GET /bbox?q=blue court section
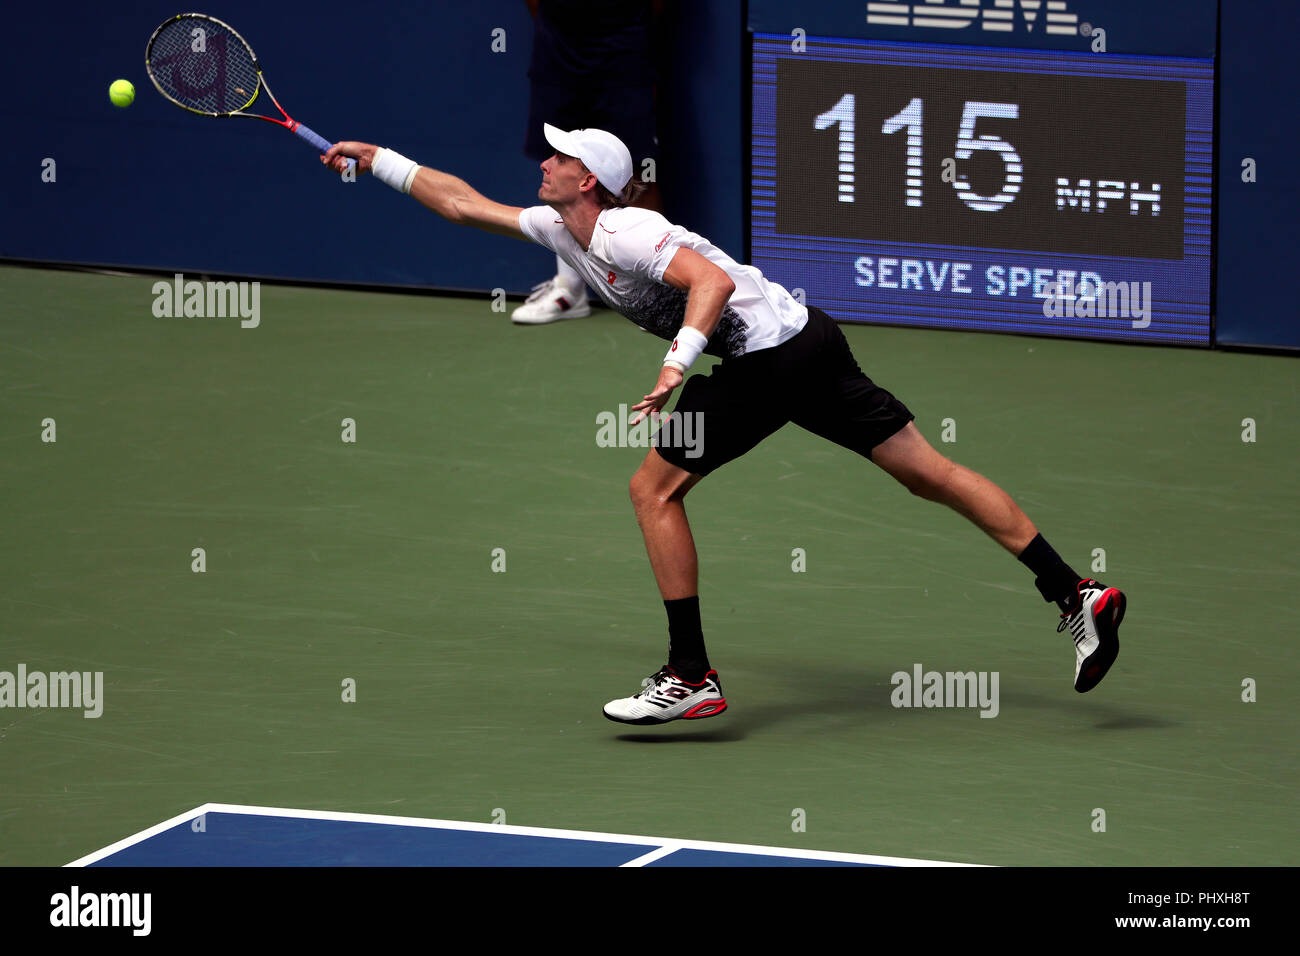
[87,811,883,867]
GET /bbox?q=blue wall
[0,0,743,292]
[1214,0,1300,349]
[659,0,745,260]
[1,1,1294,349]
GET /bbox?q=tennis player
[322,127,1126,725]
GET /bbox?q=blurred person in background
[512,0,665,325]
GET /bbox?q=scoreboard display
[751,35,1214,344]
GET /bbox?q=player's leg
[868,422,1124,691]
[605,448,723,724]
[633,364,789,674]
[789,307,1125,692]
[789,308,1069,586]
[628,447,703,602]
[603,363,790,724]
[869,422,1037,555]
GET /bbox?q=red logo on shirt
[655,233,671,253]
[607,271,616,284]
[671,340,678,351]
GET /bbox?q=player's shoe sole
[602,667,727,725]
[1059,579,1126,693]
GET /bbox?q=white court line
[65,804,213,867]
[67,803,987,867]
[620,845,682,867]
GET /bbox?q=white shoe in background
[511,277,591,325]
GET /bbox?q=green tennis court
[1,262,1295,866]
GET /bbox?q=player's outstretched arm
[322,141,526,240]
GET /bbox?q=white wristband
[664,325,709,372]
[371,147,420,194]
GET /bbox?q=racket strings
[147,18,260,115]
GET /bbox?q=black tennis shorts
[654,307,915,477]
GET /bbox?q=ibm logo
[867,0,1082,35]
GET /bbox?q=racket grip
[294,122,357,172]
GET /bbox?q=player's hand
[322,141,377,174]
[630,365,684,426]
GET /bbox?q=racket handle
[294,122,357,172]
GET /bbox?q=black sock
[664,596,709,681]
[1017,534,1082,609]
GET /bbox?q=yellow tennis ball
[109,79,135,108]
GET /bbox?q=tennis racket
[145,12,355,172]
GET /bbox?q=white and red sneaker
[511,277,591,325]
[602,666,727,725]
[1058,579,1126,692]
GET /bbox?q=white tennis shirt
[518,205,808,360]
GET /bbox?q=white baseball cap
[543,123,634,194]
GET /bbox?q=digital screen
[752,36,1214,344]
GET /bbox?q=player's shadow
[989,682,1177,730]
[614,728,746,743]
[611,662,902,743]
[1090,715,1175,731]
[610,659,1173,741]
